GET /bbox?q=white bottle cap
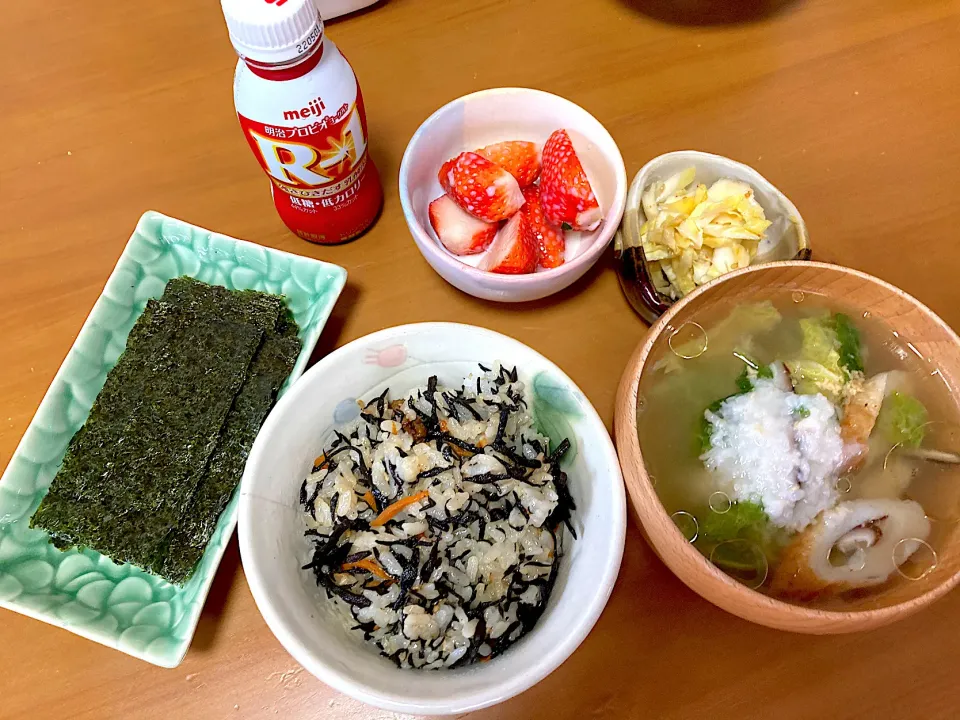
[221,0,324,66]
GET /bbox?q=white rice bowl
[238,323,625,715]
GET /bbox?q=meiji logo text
[283,97,326,121]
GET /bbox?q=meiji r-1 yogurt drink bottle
[221,0,383,244]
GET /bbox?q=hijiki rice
[299,365,576,669]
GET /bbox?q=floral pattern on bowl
[0,211,346,667]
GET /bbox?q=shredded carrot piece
[342,557,391,580]
[361,491,376,509]
[477,438,488,448]
[371,490,430,527]
[440,419,449,432]
[449,444,473,458]
[313,453,326,468]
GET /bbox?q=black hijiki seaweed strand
[328,492,340,523]
[461,472,509,484]
[305,481,322,519]
[489,444,542,470]
[371,485,388,513]
[494,409,509,445]
[430,433,483,456]
[487,506,508,522]
[322,575,370,608]
[546,463,577,539]
[506,386,525,409]
[302,521,354,574]
[360,411,381,427]
[514,548,559,633]
[322,443,372,482]
[371,546,397,580]
[441,442,455,463]
[384,459,404,497]
[453,617,487,668]
[426,515,450,533]
[320,444,356,463]
[408,397,434,426]
[418,542,441,584]
[450,546,472,563]
[351,619,379,642]
[450,394,483,421]
[362,387,389,421]
[392,545,420,610]
[548,437,572,464]
[417,465,452,479]
[440,391,457,420]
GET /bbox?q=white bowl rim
[398,87,628,287]
[239,321,627,714]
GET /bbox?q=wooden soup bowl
[614,261,960,633]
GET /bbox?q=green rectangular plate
[0,211,346,667]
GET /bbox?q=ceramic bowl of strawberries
[399,88,627,302]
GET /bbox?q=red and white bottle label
[237,88,381,243]
[239,90,369,200]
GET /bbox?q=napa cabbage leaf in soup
[786,313,864,402]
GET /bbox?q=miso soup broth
[636,291,960,608]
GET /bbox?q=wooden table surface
[2,0,960,717]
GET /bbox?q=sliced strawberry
[521,186,566,269]
[428,195,497,256]
[438,151,524,223]
[479,212,537,274]
[539,129,603,231]
[476,141,541,188]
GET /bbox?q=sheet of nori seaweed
[30,298,172,519]
[32,299,161,506]
[155,329,301,582]
[161,277,285,331]
[30,300,265,569]
[30,276,303,583]
[150,276,302,581]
